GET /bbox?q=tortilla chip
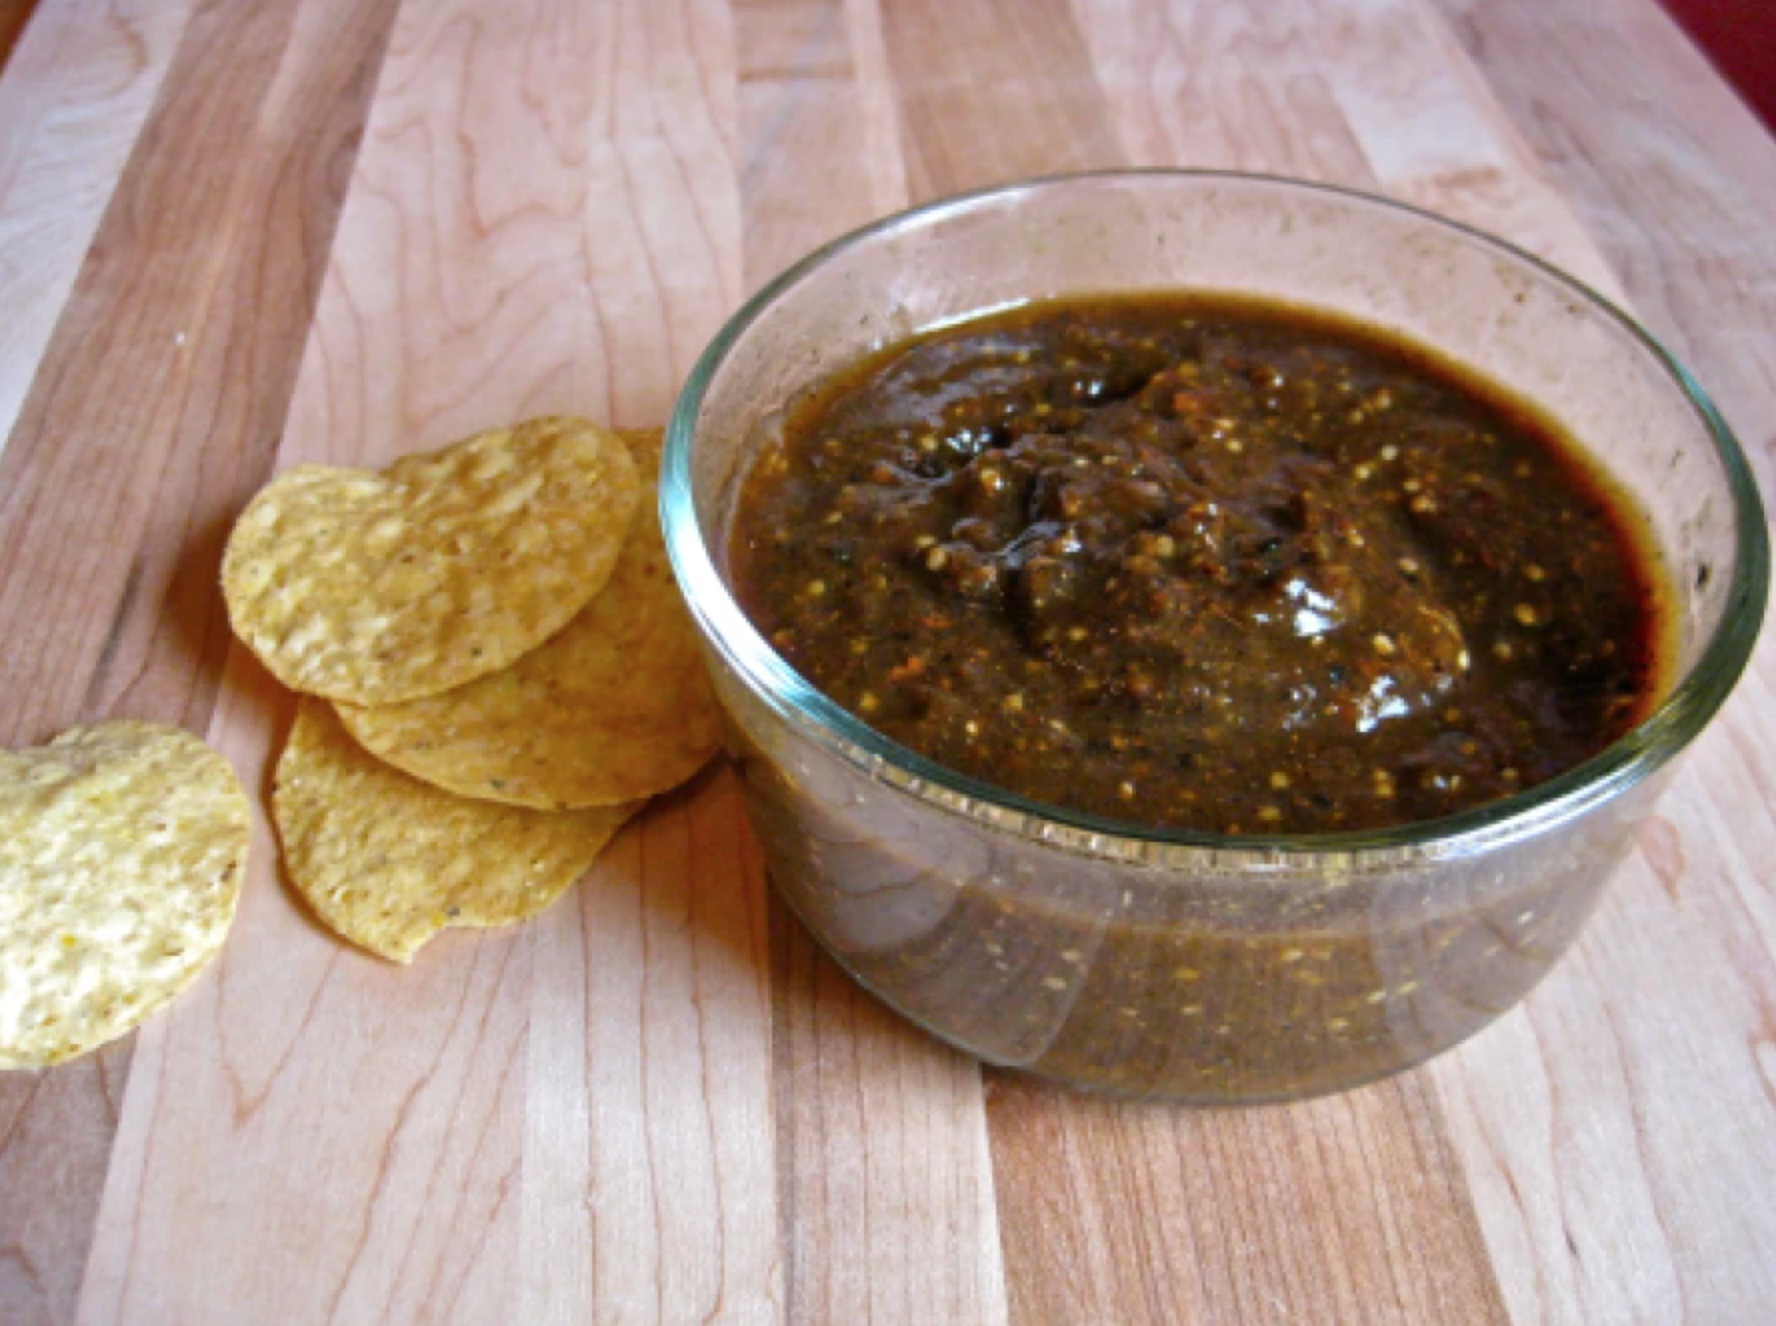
[223,416,639,705]
[0,721,249,1069]
[337,428,721,808]
[273,699,637,962]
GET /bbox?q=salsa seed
[1380,444,1399,461]
[858,692,879,713]
[1118,780,1137,800]
[1514,602,1539,626]
[925,546,950,571]
[1493,641,1515,661]
[1525,563,1547,582]
[1354,463,1373,480]
[1365,989,1389,1004]
[1041,976,1069,991]
[1003,692,1025,712]
[1398,557,1420,576]
[1269,771,1291,790]
[1257,805,1282,822]
[1174,967,1201,982]
[1409,495,1437,514]
[1372,633,1397,656]
[804,578,827,597]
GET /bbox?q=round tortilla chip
[0,721,249,1069]
[337,428,722,809]
[274,699,639,963]
[223,416,639,705]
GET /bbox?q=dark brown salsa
[731,294,1667,835]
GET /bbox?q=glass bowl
[662,171,1767,1103]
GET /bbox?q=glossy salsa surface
[730,293,1669,835]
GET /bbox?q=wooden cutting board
[1,0,1773,1322]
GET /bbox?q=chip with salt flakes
[0,721,249,1069]
[222,416,638,705]
[273,699,638,963]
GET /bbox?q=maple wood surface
[0,1,1771,1322]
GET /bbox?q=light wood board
[1,0,1772,1321]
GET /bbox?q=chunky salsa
[730,294,1667,835]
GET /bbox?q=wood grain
[736,5,1007,1322]
[0,1,395,1321]
[882,0,1127,197]
[769,913,1008,1326]
[0,1044,127,1326]
[1073,0,1376,183]
[0,0,197,460]
[0,0,1771,1321]
[78,1,778,1321]
[989,1071,1507,1325]
[1427,2,1776,1319]
[0,0,39,70]
[0,0,396,748]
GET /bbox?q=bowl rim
[663,167,1770,863]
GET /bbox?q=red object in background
[1662,0,1776,131]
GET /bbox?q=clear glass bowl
[662,171,1768,1102]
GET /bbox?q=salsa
[730,294,1668,835]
